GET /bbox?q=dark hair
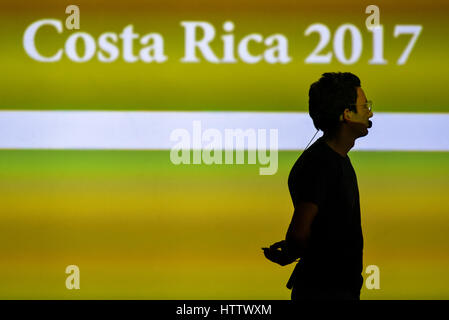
[308,72,361,137]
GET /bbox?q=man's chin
[352,122,371,137]
[357,127,369,138]
[363,121,372,135]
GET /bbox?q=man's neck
[323,132,355,158]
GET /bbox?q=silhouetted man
[263,72,373,300]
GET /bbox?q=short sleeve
[290,157,327,210]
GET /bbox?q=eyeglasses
[350,100,373,112]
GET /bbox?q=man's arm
[262,201,318,266]
[285,201,319,258]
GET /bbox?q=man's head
[309,72,373,138]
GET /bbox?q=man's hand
[262,240,299,266]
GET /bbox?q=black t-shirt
[287,136,364,292]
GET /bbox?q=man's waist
[287,259,363,291]
[304,247,362,261]
[295,254,362,282]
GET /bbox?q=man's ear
[340,108,352,122]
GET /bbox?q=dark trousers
[291,285,360,301]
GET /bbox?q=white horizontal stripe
[0,111,448,151]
